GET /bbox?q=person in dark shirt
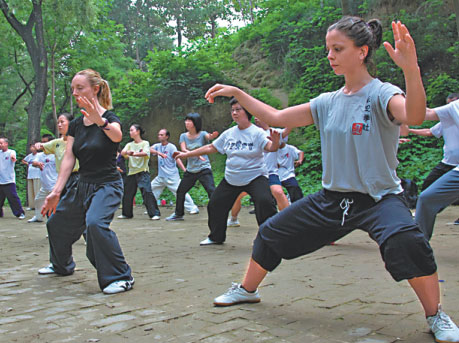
[38,69,134,295]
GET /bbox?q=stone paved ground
[0,205,458,343]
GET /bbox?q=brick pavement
[0,205,458,343]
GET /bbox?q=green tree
[0,0,48,147]
[109,0,173,69]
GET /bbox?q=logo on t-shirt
[225,140,254,151]
[352,123,363,135]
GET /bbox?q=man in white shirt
[0,137,25,219]
[150,128,199,215]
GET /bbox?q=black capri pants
[253,189,437,282]
[207,176,277,243]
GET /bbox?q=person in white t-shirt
[415,98,459,238]
[28,152,58,223]
[0,137,25,219]
[227,120,291,227]
[150,128,199,215]
[278,143,304,203]
[174,97,280,245]
[22,143,42,210]
[205,17,459,343]
[408,93,459,192]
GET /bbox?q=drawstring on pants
[340,198,354,226]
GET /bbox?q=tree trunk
[341,0,352,15]
[176,17,182,47]
[453,0,459,39]
[210,16,216,39]
[0,0,48,147]
[51,44,58,136]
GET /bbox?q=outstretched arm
[205,85,313,128]
[384,21,426,126]
[408,128,433,137]
[173,144,218,160]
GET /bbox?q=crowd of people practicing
[0,15,458,343]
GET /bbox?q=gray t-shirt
[213,124,269,186]
[433,99,459,166]
[152,142,180,179]
[179,131,211,173]
[310,78,404,202]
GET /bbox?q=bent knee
[381,230,437,281]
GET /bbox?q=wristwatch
[99,118,109,130]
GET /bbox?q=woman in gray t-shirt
[205,17,459,342]
[166,112,218,221]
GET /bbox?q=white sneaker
[18,213,26,220]
[151,215,160,220]
[117,215,130,219]
[214,282,260,306]
[38,264,56,275]
[189,208,200,215]
[103,278,135,294]
[427,304,459,343]
[227,218,240,227]
[200,237,221,246]
[28,216,43,223]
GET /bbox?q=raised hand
[78,96,104,125]
[209,131,219,140]
[268,128,280,145]
[205,84,238,103]
[383,21,418,72]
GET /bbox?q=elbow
[407,118,424,126]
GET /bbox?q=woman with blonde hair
[39,69,134,295]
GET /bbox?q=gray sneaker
[427,305,459,343]
[213,282,260,306]
[166,213,184,221]
[38,264,56,275]
[103,278,135,294]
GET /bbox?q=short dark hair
[41,134,54,142]
[185,112,202,132]
[229,97,253,121]
[131,124,145,136]
[447,93,459,102]
[58,112,74,122]
[328,16,382,64]
[159,128,170,138]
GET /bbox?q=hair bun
[367,19,382,48]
